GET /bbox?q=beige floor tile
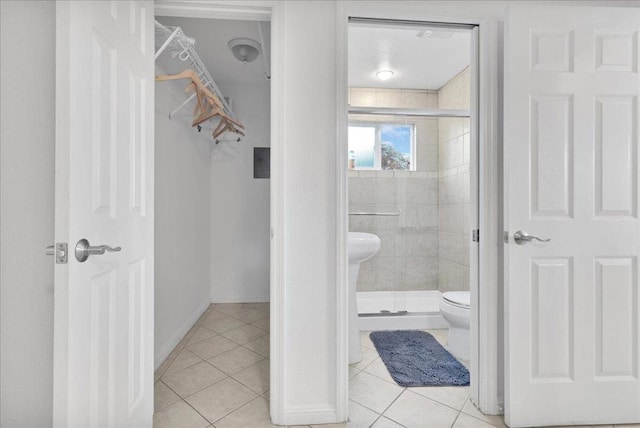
[187,326,217,346]
[214,396,277,428]
[231,308,270,323]
[222,324,267,345]
[410,386,469,411]
[453,413,497,428]
[348,366,361,380]
[205,308,232,321]
[251,317,270,332]
[152,400,209,428]
[350,346,379,371]
[208,346,265,375]
[371,416,404,428]
[425,329,449,347]
[460,399,506,428]
[614,425,640,428]
[202,313,247,334]
[384,390,459,428]
[232,359,270,394]
[185,377,258,423]
[212,303,246,316]
[163,349,203,376]
[162,361,227,398]
[244,335,270,358]
[196,304,214,322]
[347,400,381,427]
[154,381,180,412]
[155,348,180,381]
[349,371,404,414]
[360,332,376,350]
[310,400,379,428]
[243,302,270,311]
[187,335,238,360]
[362,358,396,385]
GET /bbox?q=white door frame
[337,2,503,415]
[156,0,502,422]
[154,0,288,422]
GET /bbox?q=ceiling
[156,16,270,85]
[349,22,471,90]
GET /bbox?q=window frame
[347,120,417,171]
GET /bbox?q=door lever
[75,238,121,262]
[513,230,551,245]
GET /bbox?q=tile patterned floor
[154,305,640,428]
[154,303,273,428]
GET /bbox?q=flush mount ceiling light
[228,38,261,63]
[376,70,394,80]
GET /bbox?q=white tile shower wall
[438,68,471,293]
[348,88,440,292]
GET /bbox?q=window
[348,123,415,170]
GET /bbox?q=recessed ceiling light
[376,70,394,80]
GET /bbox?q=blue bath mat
[369,330,469,387]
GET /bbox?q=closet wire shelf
[154,20,238,126]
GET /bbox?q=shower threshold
[357,290,448,331]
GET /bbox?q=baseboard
[279,407,339,426]
[154,300,210,370]
[211,295,270,304]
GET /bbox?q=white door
[53,1,154,426]
[505,5,639,427]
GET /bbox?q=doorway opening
[152,13,273,426]
[346,17,488,426]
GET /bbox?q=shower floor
[357,290,448,331]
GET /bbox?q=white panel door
[53,1,154,427]
[505,5,639,427]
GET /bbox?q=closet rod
[349,107,470,118]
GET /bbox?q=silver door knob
[75,238,121,262]
[513,230,551,245]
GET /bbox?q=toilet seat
[442,291,470,309]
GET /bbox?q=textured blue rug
[369,330,470,387]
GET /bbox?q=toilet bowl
[440,291,470,361]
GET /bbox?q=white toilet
[439,291,470,361]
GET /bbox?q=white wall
[154,76,212,368]
[210,80,270,303]
[0,2,55,426]
[273,1,341,422]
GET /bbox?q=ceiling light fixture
[228,38,261,63]
[376,70,394,80]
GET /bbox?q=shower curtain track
[348,106,470,118]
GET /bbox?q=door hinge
[472,229,479,242]
[45,243,68,264]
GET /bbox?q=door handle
[513,230,551,245]
[75,238,121,262]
